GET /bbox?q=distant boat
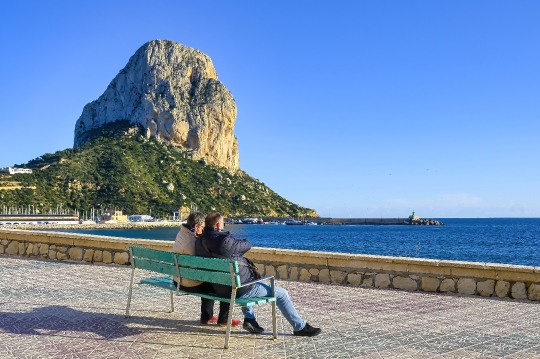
[285,219,304,225]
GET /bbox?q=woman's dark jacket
[195,226,256,297]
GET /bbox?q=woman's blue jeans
[239,282,306,331]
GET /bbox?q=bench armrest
[237,275,274,288]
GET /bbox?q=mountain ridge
[1,122,318,218]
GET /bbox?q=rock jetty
[404,218,444,226]
[74,40,239,172]
[403,211,444,226]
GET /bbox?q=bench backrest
[130,245,177,276]
[130,245,241,288]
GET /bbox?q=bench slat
[133,258,178,277]
[141,276,177,290]
[235,296,277,306]
[191,293,276,306]
[132,246,175,263]
[140,276,276,306]
[175,254,238,273]
[180,267,238,287]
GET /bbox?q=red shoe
[218,319,241,327]
[200,316,218,325]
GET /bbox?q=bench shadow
[0,305,143,338]
[0,305,258,341]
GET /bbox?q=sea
[50,218,540,267]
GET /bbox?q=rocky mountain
[74,40,239,172]
[1,40,319,218]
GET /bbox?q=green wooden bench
[125,245,277,348]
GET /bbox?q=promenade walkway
[1,256,539,359]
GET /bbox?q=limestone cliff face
[74,40,239,172]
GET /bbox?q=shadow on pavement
[0,305,254,340]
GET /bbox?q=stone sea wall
[1,229,539,301]
[0,229,169,265]
[247,248,540,301]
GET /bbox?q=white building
[1,167,33,174]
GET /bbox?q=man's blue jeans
[239,282,306,331]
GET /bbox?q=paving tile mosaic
[410,331,499,354]
[437,348,495,358]
[505,347,540,359]
[2,256,540,358]
[360,347,436,359]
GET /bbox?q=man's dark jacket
[195,226,256,297]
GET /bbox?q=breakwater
[263,217,408,225]
[261,217,443,225]
[1,228,539,302]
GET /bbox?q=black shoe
[243,318,264,334]
[293,323,321,337]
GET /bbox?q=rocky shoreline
[0,222,182,231]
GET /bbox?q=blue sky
[0,1,539,218]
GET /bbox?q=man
[195,212,321,337]
[172,212,240,326]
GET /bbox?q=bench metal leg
[224,289,237,349]
[270,277,277,339]
[271,301,277,340]
[125,268,136,318]
[169,290,175,313]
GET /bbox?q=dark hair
[205,212,223,227]
[186,212,205,227]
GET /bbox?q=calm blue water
[52,218,540,266]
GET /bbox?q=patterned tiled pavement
[1,256,540,359]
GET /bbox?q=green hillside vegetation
[0,123,317,218]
